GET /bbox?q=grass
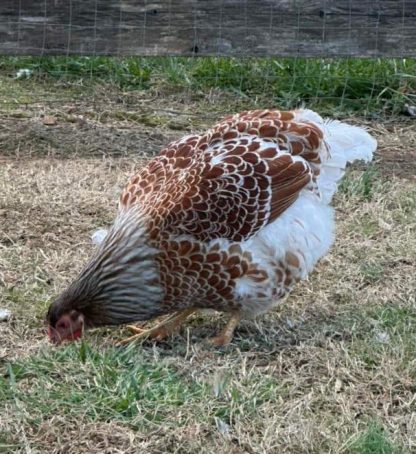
[346,423,402,454]
[1,58,416,452]
[338,165,383,201]
[1,57,416,116]
[1,129,415,452]
[2,343,207,428]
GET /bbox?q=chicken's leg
[118,308,196,345]
[208,311,241,346]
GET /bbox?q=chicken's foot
[118,308,196,345]
[208,311,241,346]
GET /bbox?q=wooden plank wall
[1,0,415,57]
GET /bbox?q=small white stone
[378,218,392,231]
[375,330,390,344]
[286,318,295,329]
[15,68,33,79]
[404,104,416,117]
[334,378,343,393]
[0,309,12,322]
[215,417,230,436]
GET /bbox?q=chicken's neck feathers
[59,208,165,325]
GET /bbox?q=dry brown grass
[1,88,415,453]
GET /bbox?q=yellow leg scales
[118,308,196,345]
[208,311,241,346]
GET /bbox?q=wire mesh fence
[1,56,416,118]
[2,0,416,57]
[1,2,415,161]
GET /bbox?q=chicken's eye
[57,319,69,330]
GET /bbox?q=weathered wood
[0,1,415,57]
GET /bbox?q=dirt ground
[1,82,415,177]
[1,84,416,453]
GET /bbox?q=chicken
[46,109,377,346]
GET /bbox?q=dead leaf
[43,115,57,126]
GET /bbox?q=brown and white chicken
[46,109,376,346]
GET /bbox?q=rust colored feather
[120,109,323,244]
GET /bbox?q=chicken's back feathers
[120,109,328,242]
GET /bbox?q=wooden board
[1,0,415,57]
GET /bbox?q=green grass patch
[1,342,207,429]
[339,166,385,201]
[1,56,415,115]
[372,303,416,334]
[348,303,416,371]
[346,422,403,454]
[0,284,51,322]
[359,262,384,284]
[0,341,289,432]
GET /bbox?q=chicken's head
[47,308,85,345]
[45,213,165,345]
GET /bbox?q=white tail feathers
[324,119,377,164]
[295,110,377,203]
[318,120,376,202]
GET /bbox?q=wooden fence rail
[1,1,415,57]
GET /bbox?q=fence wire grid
[1,56,416,118]
[1,0,415,133]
